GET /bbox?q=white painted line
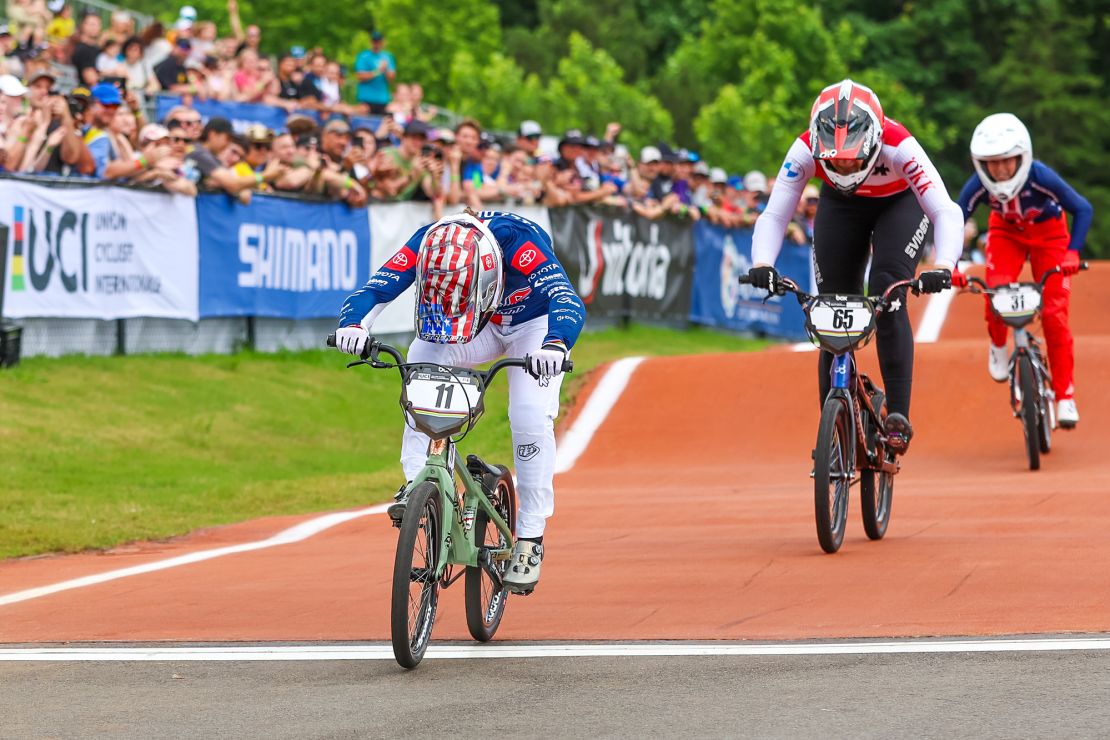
[791,342,816,352]
[915,260,968,344]
[0,505,388,608]
[554,356,645,474]
[2,637,1110,661]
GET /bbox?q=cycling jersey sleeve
[751,138,815,266]
[337,224,429,329]
[497,222,586,350]
[957,172,989,222]
[890,137,964,269]
[1029,162,1093,251]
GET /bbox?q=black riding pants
[812,184,930,418]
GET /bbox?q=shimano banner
[197,194,371,319]
[690,223,811,341]
[0,180,199,320]
[547,207,693,322]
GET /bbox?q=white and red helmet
[809,79,885,194]
[415,212,504,344]
[970,113,1032,203]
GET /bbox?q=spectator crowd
[0,0,814,232]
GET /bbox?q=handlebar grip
[738,275,752,285]
[563,359,574,374]
[1080,261,1090,271]
[326,333,336,348]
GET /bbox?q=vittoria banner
[0,180,199,320]
[547,207,694,322]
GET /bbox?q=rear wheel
[465,466,516,642]
[814,396,852,554]
[1037,381,1053,455]
[390,482,441,669]
[1016,355,1041,471]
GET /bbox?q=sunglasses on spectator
[805,197,820,205]
[169,135,193,143]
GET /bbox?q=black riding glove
[914,268,952,295]
[746,265,781,293]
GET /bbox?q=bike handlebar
[737,274,919,313]
[325,333,573,381]
[964,261,1088,294]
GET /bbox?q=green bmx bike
[327,334,571,668]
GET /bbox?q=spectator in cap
[236,123,272,176]
[0,73,27,167]
[691,160,712,209]
[354,28,395,115]
[374,117,438,203]
[271,52,320,111]
[70,12,102,86]
[155,37,193,93]
[182,116,286,198]
[632,145,663,200]
[0,25,21,79]
[516,120,542,159]
[14,71,79,173]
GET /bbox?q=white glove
[528,343,567,378]
[336,326,370,356]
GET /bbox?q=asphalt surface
[3,646,1110,739]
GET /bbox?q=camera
[296,134,318,149]
[421,144,442,159]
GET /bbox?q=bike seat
[466,454,502,480]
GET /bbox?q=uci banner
[547,207,693,322]
[690,222,811,341]
[0,179,199,320]
[197,193,371,319]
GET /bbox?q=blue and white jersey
[958,160,1093,251]
[339,211,586,349]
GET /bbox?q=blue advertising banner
[197,194,371,319]
[155,95,383,135]
[690,223,811,341]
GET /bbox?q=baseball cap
[322,117,351,134]
[139,123,169,144]
[803,184,820,200]
[583,135,601,149]
[202,116,233,137]
[370,30,384,42]
[290,45,306,59]
[90,82,122,105]
[0,24,11,38]
[27,70,57,86]
[174,18,193,32]
[726,175,744,189]
[430,127,455,144]
[743,170,768,193]
[560,128,584,147]
[47,0,65,12]
[0,74,27,96]
[244,124,273,144]
[178,5,197,20]
[403,119,429,137]
[640,146,661,164]
[709,167,728,184]
[519,120,542,138]
[693,161,710,176]
[285,113,317,137]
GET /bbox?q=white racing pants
[400,316,564,538]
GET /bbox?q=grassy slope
[0,324,766,558]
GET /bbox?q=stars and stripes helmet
[809,79,885,194]
[970,113,1032,203]
[415,212,504,344]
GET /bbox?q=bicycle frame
[827,352,898,475]
[406,442,513,583]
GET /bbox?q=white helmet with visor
[970,113,1032,203]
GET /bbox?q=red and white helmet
[415,212,504,344]
[809,79,885,194]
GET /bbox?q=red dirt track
[2,263,1109,642]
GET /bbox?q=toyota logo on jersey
[386,246,417,271]
[511,241,547,274]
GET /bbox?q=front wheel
[1016,355,1041,471]
[860,453,895,540]
[814,395,853,553]
[390,481,441,669]
[465,466,517,642]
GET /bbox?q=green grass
[0,324,767,559]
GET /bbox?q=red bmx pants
[985,212,1075,399]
